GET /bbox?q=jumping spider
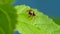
[28,10,35,16]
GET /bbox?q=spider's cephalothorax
[28,10,35,16]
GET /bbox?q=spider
[28,10,35,16]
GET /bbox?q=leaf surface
[15,5,60,34]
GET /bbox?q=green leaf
[16,21,40,34]
[0,5,17,34]
[15,5,60,34]
[51,17,60,25]
[0,0,15,5]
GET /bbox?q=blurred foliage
[0,4,17,34]
[52,17,60,25]
[50,16,60,25]
[0,0,17,34]
[0,0,15,5]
